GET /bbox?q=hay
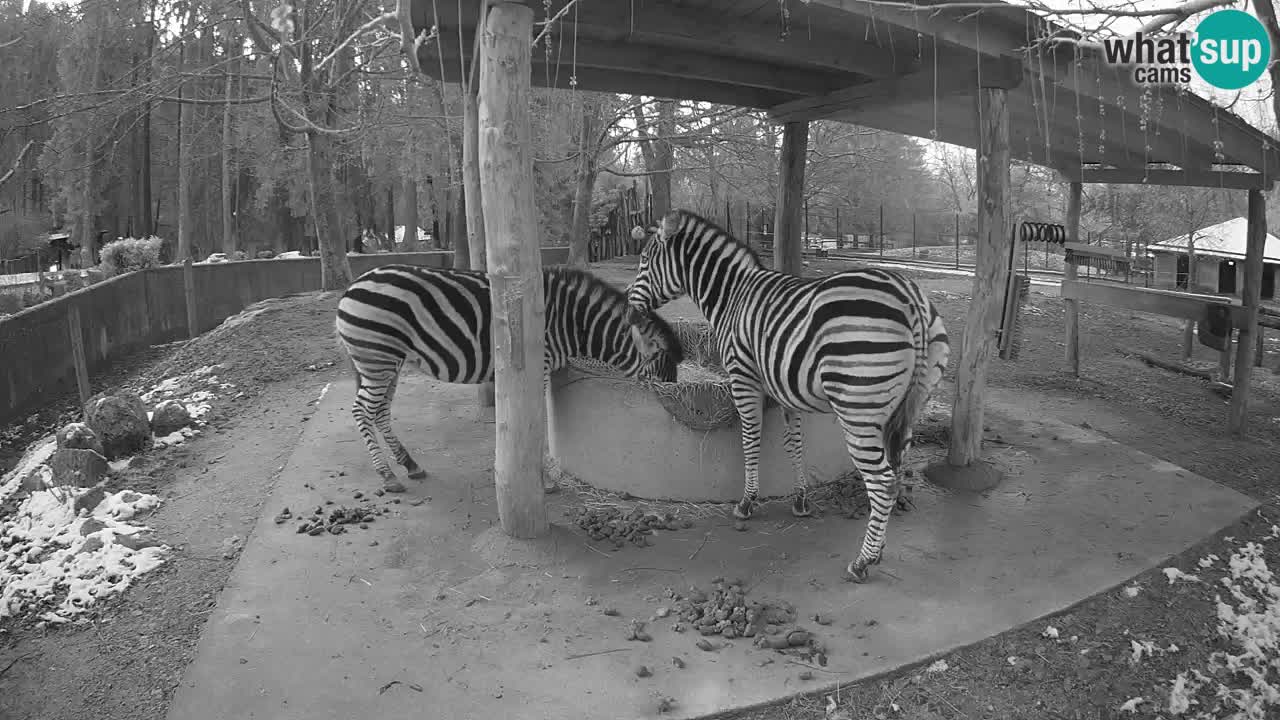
[568,319,739,431]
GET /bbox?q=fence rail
[0,248,570,428]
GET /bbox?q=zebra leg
[730,380,766,520]
[351,369,406,493]
[782,408,813,517]
[893,430,916,515]
[373,372,428,481]
[833,418,899,583]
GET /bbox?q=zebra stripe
[626,210,950,583]
[336,264,684,491]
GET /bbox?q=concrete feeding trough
[547,319,852,502]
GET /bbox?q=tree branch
[0,141,36,190]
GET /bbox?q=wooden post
[878,204,884,256]
[1064,182,1082,376]
[183,257,198,338]
[463,49,495,410]
[1256,327,1265,367]
[1220,334,1234,381]
[1228,188,1267,434]
[949,87,1011,467]
[67,305,91,409]
[773,121,807,276]
[479,2,547,539]
[955,212,960,269]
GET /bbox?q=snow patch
[1124,584,1142,598]
[1163,567,1201,585]
[1042,625,1060,639]
[1161,530,1280,717]
[0,488,167,621]
[1118,697,1146,713]
[925,659,949,673]
[317,382,331,403]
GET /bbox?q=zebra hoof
[407,468,429,481]
[790,495,813,518]
[844,560,871,584]
[383,480,407,493]
[733,498,757,520]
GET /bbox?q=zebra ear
[660,210,680,240]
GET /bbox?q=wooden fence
[0,248,570,427]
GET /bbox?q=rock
[56,422,104,455]
[19,465,50,494]
[116,532,162,550]
[150,399,192,436]
[73,486,105,515]
[220,535,242,558]
[79,518,107,536]
[50,447,108,488]
[635,665,652,678]
[84,391,151,459]
[79,536,104,554]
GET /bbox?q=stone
[72,486,105,515]
[79,518,107,536]
[56,422,104,456]
[116,532,162,551]
[150,399,192,436]
[50,447,108,488]
[84,391,151,459]
[79,536,104,554]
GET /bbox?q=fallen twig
[1124,349,1214,381]
[378,679,402,694]
[688,531,711,561]
[566,647,631,661]
[0,653,32,679]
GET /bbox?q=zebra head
[626,210,687,315]
[622,304,683,382]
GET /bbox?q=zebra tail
[883,299,947,470]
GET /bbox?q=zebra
[335,264,685,492]
[626,210,950,583]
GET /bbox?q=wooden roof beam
[431,32,847,97]
[807,0,1280,174]
[568,4,915,80]
[1075,168,1275,190]
[767,55,1023,123]
[419,46,803,109]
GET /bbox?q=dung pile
[570,507,693,549]
[661,579,828,664]
[288,502,386,536]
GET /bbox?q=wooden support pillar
[1228,188,1267,435]
[478,2,547,538]
[1064,181,1081,376]
[949,87,1011,467]
[462,29,494,410]
[773,121,807,276]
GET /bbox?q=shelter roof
[412,0,1279,185]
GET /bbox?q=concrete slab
[166,374,1257,720]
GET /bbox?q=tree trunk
[462,84,494,408]
[1228,189,1267,434]
[634,100,675,217]
[402,177,418,247]
[479,2,547,539]
[1252,0,1280,135]
[949,87,1011,467]
[569,96,600,267]
[773,121,807,276]
[296,0,351,289]
[220,44,237,255]
[175,6,198,262]
[452,186,469,269]
[384,185,395,249]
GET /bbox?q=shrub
[0,291,22,315]
[99,236,165,276]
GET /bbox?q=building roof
[1148,217,1280,262]
[413,0,1279,184]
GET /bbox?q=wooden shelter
[409,0,1278,538]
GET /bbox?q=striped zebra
[336,264,684,492]
[626,210,950,583]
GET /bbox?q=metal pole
[879,204,884,257]
[835,207,841,249]
[911,213,917,258]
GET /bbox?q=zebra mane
[545,265,685,363]
[668,209,764,269]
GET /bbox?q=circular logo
[1192,9,1272,90]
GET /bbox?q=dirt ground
[1,260,1278,720]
